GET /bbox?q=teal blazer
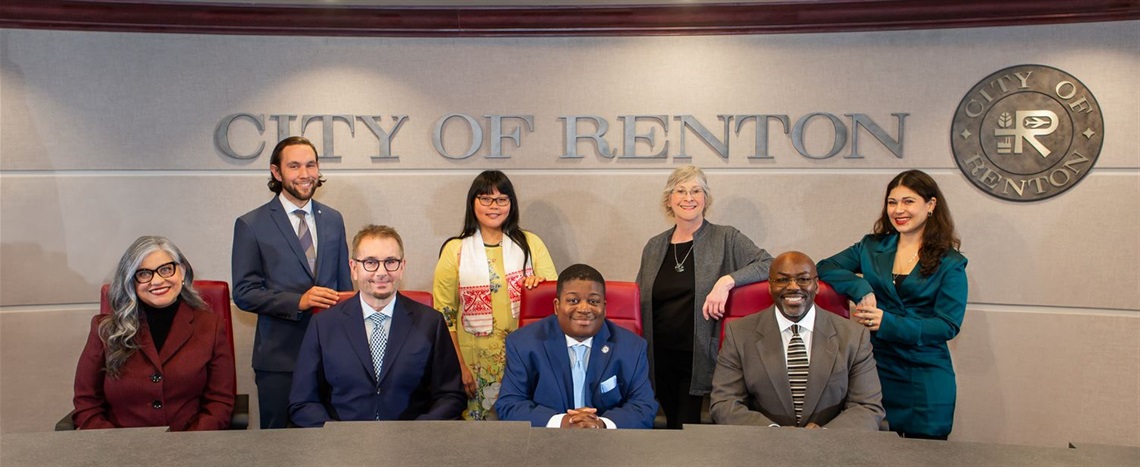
[817,234,967,437]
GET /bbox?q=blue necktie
[572,344,588,409]
[368,313,389,380]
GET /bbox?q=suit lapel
[585,322,615,406]
[339,295,376,382]
[377,294,412,385]
[268,199,314,280]
[801,311,838,422]
[871,235,903,304]
[312,200,332,282]
[136,321,163,371]
[755,310,794,418]
[541,317,575,410]
[159,303,194,364]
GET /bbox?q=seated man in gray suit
[710,251,884,430]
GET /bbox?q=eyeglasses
[672,188,705,198]
[770,276,817,288]
[134,262,179,284]
[353,258,404,272]
[476,195,511,207]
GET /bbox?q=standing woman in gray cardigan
[636,166,773,429]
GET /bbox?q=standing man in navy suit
[232,136,352,429]
[496,264,657,429]
[289,225,465,426]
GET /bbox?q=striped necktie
[788,324,809,425]
[293,209,317,273]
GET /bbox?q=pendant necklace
[893,250,918,282]
[673,242,694,273]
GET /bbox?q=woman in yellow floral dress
[433,170,557,420]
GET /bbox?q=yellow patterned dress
[432,231,557,420]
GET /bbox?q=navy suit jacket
[232,197,352,372]
[495,315,658,429]
[288,292,466,427]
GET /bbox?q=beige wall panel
[2,171,1137,310]
[2,23,1137,171]
[953,305,1140,448]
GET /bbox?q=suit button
[152,400,163,409]
[151,373,162,383]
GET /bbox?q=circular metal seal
[951,64,1103,202]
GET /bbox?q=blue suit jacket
[495,315,658,428]
[817,233,968,436]
[232,197,352,372]
[288,292,466,427]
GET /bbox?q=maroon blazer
[72,302,236,431]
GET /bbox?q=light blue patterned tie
[572,344,588,409]
[368,313,389,380]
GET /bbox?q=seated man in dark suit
[289,225,465,427]
[710,251,884,430]
[496,264,657,429]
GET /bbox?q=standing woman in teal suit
[817,170,967,440]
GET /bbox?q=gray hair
[99,235,205,378]
[661,165,713,218]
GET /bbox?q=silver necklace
[893,250,918,282]
[673,242,694,273]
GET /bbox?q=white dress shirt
[279,193,318,250]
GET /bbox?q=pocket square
[600,375,618,393]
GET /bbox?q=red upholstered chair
[518,281,642,336]
[719,280,850,349]
[332,290,434,308]
[57,280,248,430]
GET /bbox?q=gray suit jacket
[709,306,884,430]
[636,220,772,395]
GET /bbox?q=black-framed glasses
[353,258,404,272]
[134,262,179,284]
[770,276,817,287]
[476,195,511,207]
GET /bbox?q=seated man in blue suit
[289,225,465,427]
[496,264,657,429]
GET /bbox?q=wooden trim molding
[2,1,1138,36]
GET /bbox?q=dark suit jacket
[232,197,352,372]
[495,315,658,429]
[288,292,466,427]
[817,233,968,436]
[72,303,236,431]
[709,306,884,430]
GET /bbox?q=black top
[652,241,696,352]
[141,297,180,353]
[893,274,908,287]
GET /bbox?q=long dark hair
[873,170,961,276]
[441,170,533,270]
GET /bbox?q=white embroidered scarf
[458,230,533,336]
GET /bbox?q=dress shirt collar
[564,335,594,349]
[278,192,314,217]
[360,293,396,320]
[774,304,816,334]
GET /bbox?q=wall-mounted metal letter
[735,115,789,160]
[433,114,483,159]
[358,115,408,160]
[559,115,614,158]
[486,115,534,159]
[792,113,847,160]
[214,113,265,160]
[675,115,731,160]
[846,113,907,159]
[620,115,668,159]
[301,115,353,162]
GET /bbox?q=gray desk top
[3,422,1137,466]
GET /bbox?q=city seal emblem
[951,64,1102,202]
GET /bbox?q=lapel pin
[601,345,610,354]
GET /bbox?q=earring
[928,211,933,217]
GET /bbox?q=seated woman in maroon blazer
[72,236,235,431]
